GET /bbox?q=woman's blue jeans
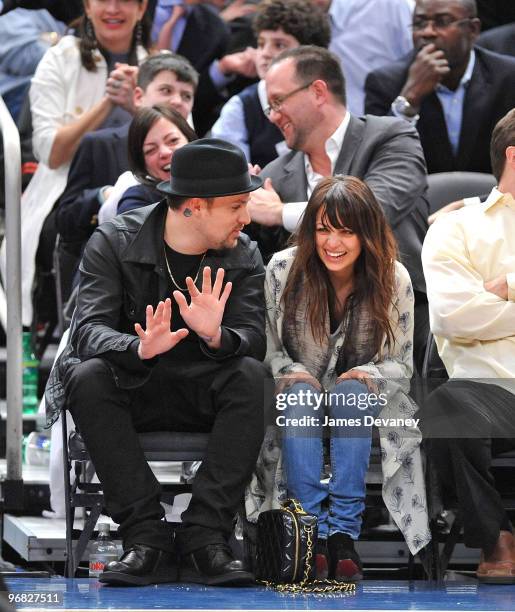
[280,379,378,540]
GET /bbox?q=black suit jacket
[364,47,515,174]
[56,124,129,245]
[177,5,229,74]
[176,5,231,136]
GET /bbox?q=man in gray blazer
[248,46,429,368]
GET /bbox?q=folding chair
[61,406,209,577]
[426,171,496,215]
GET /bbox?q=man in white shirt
[422,108,515,583]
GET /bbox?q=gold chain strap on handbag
[259,500,357,594]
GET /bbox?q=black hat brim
[156,174,263,198]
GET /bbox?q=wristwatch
[391,96,420,123]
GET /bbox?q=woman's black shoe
[327,533,363,581]
[180,543,254,586]
[99,544,178,586]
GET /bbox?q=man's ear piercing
[183,208,192,217]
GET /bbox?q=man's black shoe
[99,543,178,586]
[180,543,254,586]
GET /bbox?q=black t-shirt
[162,244,208,362]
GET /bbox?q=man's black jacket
[45,200,266,425]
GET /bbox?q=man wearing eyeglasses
[364,0,515,175]
[248,45,430,372]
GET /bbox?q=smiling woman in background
[0,0,150,329]
[98,104,197,221]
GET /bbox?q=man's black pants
[421,380,515,554]
[66,355,268,555]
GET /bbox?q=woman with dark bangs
[265,175,422,581]
[99,104,197,221]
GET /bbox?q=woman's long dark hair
[77,1,151,71]
[282,175,398,356]
[128,105,197,185]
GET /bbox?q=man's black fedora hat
[156,138,263,198]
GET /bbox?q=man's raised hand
[173,267,232,346]
[135,298,188,360]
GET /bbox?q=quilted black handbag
[255,499,317,585]
[254,499,358,594]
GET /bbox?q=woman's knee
[332,378,368,395]
[280,381,321,420]
[328,379,371,418]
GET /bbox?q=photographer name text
[275,415,420,428]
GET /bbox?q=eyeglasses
[411,16,472,31]
[264,81,314,117]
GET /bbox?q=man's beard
[218,233,240,251]
[286,114,319,151]
[288,124,310,151]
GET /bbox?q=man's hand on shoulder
[401,44,450,110]
[248,177,283,226]
[135,299,189,360]
[484,275,509,301]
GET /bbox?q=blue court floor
[4,577,515,611]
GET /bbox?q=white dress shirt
[283,113,350,231]
[422,187,515,394]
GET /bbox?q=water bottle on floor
[22,331,39,414]
[89,523,118,578]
